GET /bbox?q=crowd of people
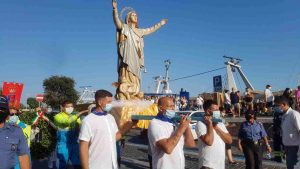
[185,84,300,119]
[1,84,300,169]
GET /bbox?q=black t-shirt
[230,92,239,104]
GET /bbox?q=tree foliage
[20,103,27,109]
[27,97,39,109]
[43,75,79,109]
[19,112,57,159]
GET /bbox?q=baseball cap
[0,95,9,111]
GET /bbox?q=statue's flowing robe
[118,24,145,80]
[113,9,163,99]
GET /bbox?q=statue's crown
[120,7,136,23]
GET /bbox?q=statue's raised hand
[112,0,117,9]
[160,19,168,26]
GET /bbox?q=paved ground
[32,142,285,169]
[33,127,286,169]
[120,128,286,169]
[120,143,286,169]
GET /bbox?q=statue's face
[129,12,138,24]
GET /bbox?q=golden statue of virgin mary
[112,0,167,100]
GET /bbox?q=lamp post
[162,59,172,94]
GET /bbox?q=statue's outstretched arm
[142,19,167,36]
[112,0,122,30]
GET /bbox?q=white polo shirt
[79,113,119,169]
[148,118,185,169]
[195,121,228,169]
[281,108,300,146]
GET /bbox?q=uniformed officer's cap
[0,95,9,111]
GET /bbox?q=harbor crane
[224,55,255,91]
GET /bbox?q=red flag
[2,82,24,109]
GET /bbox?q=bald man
[148,97,195,169]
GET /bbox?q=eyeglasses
[10,113,19,116]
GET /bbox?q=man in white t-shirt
[148,97,195,169]
[196,94,204,110]
[79,90,137,169]
[264,84,274,113]
[195,100,232,169]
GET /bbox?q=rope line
[170,67,226,82]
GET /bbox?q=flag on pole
[2,82,24,109]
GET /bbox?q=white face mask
[65,107,74,114]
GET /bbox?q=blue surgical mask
[165,109,176,119]
[212,111,221,119]
[8,115,19,124]
[274,106,284,113]
[104,103,113,112]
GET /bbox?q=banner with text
[2,82,24,109]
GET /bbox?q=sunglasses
[10,113,19,116]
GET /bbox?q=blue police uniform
[0,123,30,169]
[238,121,267,169]
[239,121,267,142]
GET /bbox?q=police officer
[8,106,32,169]
[0,95,30,169]
[238,110,272,169]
